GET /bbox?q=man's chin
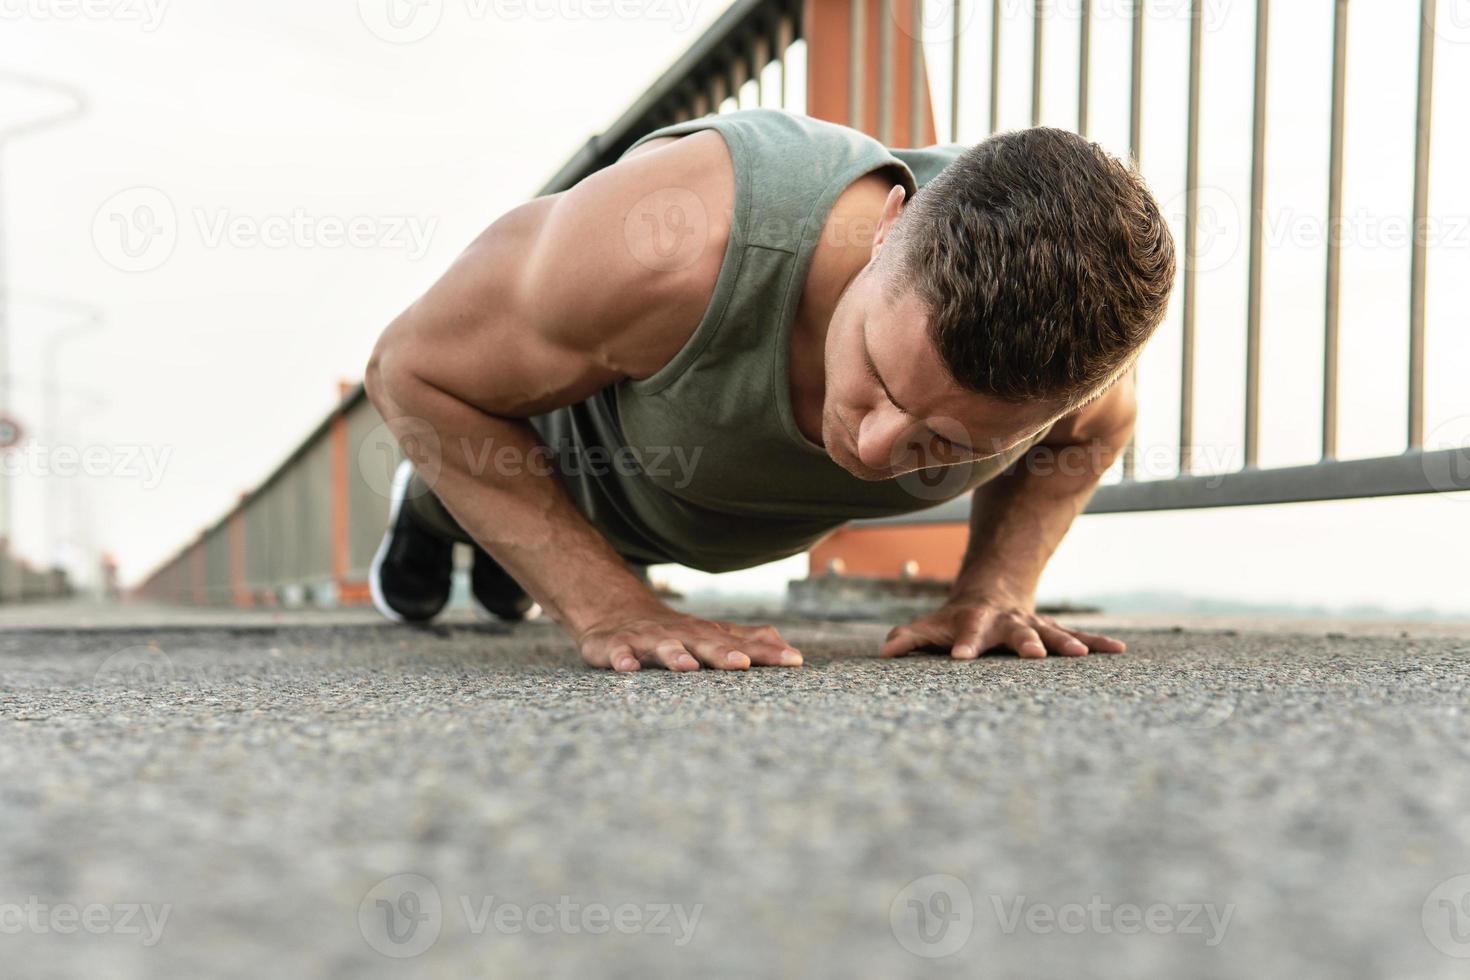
[832,452,891,482]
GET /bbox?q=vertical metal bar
[850,0,866,127]
[1120,0,1143,480]
[778,14,793,109]
[1031,0,1044,126]
[1129,0,1143,165]
[879,0,895,143]
[910,0,926,145]
[753,34,767,106]
[731,56,748,109]
[1077,0,1090,135]
[712,73,727,112]
[1408,0,1436,449]
[989,0,1001,132]
[693,91,709,117]
[1179,0,1203,474]
[1244,0,1269,469]
[1323,0,1348,460]
[950,0,961,141]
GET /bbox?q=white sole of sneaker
[367,459,415,624]
[469,593,544,623]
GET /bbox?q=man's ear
[870,184,908,258]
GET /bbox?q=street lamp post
[0,71,88,563]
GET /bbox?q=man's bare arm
[365,132,802,671]
[880,377,1136,659]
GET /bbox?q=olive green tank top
[529,109,1047,573]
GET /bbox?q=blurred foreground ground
[1,600,1469,978]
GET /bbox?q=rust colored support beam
[229,497,251,608]
[331,382,353,601]
[805,0,937,143]
[190,542,206,606]
[809,523,968,580]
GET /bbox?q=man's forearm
[952,432,1128,603]
[366,366,663,636]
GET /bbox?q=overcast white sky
[0,0,1466,615]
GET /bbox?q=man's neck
[789,171,899,446]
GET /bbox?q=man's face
[820,263,1063,482]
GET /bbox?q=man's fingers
[1036,624,1090,657]
[1068,629,1126,653]
[685,639,751,671]
[950,626,985,660]
[880,627,921,658]
[742,642,803,667]
[606,642,640,672]
[649,639,700,671]
[1007,624,1048,658]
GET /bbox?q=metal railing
[136,0,1466,604]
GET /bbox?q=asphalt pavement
[2,603,1469,979]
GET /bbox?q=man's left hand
[880,594,1127,660]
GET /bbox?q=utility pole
[0,72,88,560]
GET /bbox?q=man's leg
[368,460,457,623]
[367,459,542,622]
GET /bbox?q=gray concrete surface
[1,604,1469,979]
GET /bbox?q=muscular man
[364,109,1176,672]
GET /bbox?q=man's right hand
[575,605,804,672]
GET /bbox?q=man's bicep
[370,197,634,420]
[1039,373,1138,447]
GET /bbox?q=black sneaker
[470,546,540,622]
[369,460,453,623]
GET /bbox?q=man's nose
[856,408,916,471]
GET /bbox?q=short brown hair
[886,127,1176,407]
